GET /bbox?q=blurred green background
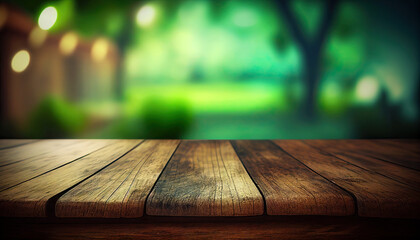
[0,0,419,139]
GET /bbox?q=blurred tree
[275,0,339,119]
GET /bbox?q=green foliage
[126,0,296,83]
[51,0,75,32]
[324,2,366,74]
[318,79,353,116]
[26,96,86,138]
[104,95,193,139]
[138,96,193,138]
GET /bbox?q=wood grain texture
[0,140,110,191]
[231,140,354,216]
[0,139,87,166]
[375,139,420,154]
[274,140,420,218]
[309,140,420,170]
[146,140,264,216]
[56,140,180,218]
[0,140,36,150]
[0,140,140,217]
[306,140,420,190]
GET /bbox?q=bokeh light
[28,27,48,48]
[355,76,380,103]
[0,0,419,140]
[38,6,57,30]
[136,5,156,27]
[91,38,109,62]
[59,32,78,56]
[11,50,30,73]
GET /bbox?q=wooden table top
[0,139,419,219]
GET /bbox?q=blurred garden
[0,0,419,139]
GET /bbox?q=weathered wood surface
[274,140,420,218]
[0,139,86,166]
[0,140,110,191]
[310,139,420,170]
[0,140,141,217]
[375,139,420,154]
[231,140,354,216]
[146,140,264,216]
[0,139,418,220]
[307,140,420,190]
[0,139,36,150]
[56,140,180,218]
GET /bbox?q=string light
[60,32,78,55]
[91,38,109,62]
[38,6,57,30]
[136,5,156,27]
[11,50,30,73]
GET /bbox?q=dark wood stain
[232,140,355,216]
[274,140,420,218]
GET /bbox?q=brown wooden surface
[0,139,418,221]
[375,139,420,154]
[307,140,420,190]
[146,140,264,216]
[312,139,420,170]
[56,140,179,218]
[0,139,91,166]
[0,139,36,150]
[273,140,420,218]
[0,140,110,190]
[0,140,141,217]
[231,140,355,216]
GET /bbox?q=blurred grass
[124,83,294,115]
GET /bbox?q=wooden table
[0,139,419,239]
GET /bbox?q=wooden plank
[374,139,420,154]
[306,140,420,190]
[0,139,87,166]
[146,140,264,216]
[56,140,180,218]
[0,140,141,217]
[231,140,355,216]
[273,140,420,218]
[0,140,111,191]
[0,139,36,150]
[311,140,420,170]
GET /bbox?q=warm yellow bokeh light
[38,6,57,30]
[28,27,48,48]
[355,76,380,103]
[60,32,78,55]
[91,38,109,62]
[11,50,30,73]
[136,5,156,27]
